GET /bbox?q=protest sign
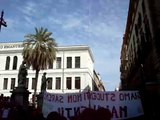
[42,91,144,120]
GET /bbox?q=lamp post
[0,10,7,32]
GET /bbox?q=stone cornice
[0,42,94,62]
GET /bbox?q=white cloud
[62,17,82,29]
[53,12,89,31]
[23,16,36,27]
[19,1,37,17]
[48,17,62,25]
[5,18,15,30]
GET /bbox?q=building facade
[0,42,105,102]
[120,0,160,119]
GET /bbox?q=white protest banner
[42,92,90,118]
[42,91,144,120]
[89,91,144,119]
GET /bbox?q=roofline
[0,42,94,62]
[58,46,94,62]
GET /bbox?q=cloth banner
[42,91,144,120]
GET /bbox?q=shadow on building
[120,0,160,119]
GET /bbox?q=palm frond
[23,27,57,71]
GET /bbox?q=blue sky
[0,0,129,91]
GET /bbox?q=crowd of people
[0,94,43,120]
[46,107,112,120]
[0,94,113,120]
[69,107,112,120]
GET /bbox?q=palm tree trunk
[33,69,39,106]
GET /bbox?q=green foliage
[23,27,57,71]
[22,27,57,104]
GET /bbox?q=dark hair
[96,107,112,120]
[76,108,97,120]
[47,111,62,120]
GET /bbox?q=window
[13,56,18,70]
[135,24,138,37]
[56,77,61,89]
[5,56,10,70]
[47,77,52,89]
[142,0,146,15]
[144,18,151,42]
[66,77,72,89]
[3,78,8,89]
[56,57,61,69]
[140,31,145,45]
[10,78,15,89]
[75,57,80,68]
[48,61,53,69]
[133,35,137,57]
[67,57,72,68]
[138,13,142,27]
[75,77,81,89]
[26,78,29,89]
[32,78,36,89]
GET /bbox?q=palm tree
[22,27,57,105]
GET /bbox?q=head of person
[47,111,61,120]
[22,60,26,64]
[96,107,112,120]
[76,108,97,120]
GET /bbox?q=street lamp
[0,10,7,31]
